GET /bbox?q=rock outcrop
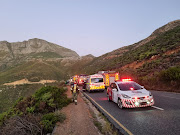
[0,38,79,58]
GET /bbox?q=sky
[0,0,179,57]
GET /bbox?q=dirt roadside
[53,86,102,135]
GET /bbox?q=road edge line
[83,92,133,135]
[151,106,164,111]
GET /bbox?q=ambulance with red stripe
[107,79,154,109]
[86,74,105,92]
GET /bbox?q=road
[83,90,180,135]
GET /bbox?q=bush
[1,115,42,135]
[159,66,180,81]
[0,86,70,134]
[41,112,66,133]
[0,112,7,126]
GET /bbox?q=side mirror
[141,86,145,89]
[112,88,118,91]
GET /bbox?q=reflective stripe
[121,98,154,108]
[73,84,77,93]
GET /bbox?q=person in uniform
[72,81,79,105]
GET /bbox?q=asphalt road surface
[83,90,180,135]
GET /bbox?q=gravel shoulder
[53,86,101,135]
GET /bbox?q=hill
[80,20,180,91]
[0,38,81,84]
[0,39,94,112]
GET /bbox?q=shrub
[1,115,42,135]
[0,85,70,134]
[41,112,66,133]
[0,112,7,126]
[159,66,180,81]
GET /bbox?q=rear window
[91,78,103,83]
[118,82,142,91]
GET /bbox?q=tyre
[75,100,77,105]
[107,94,111,102]
[117,99,123,109]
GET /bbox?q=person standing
[72,81,79,105]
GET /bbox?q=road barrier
[82,91,133,135]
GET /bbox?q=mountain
[0,38,79,70]
[0,39,95,112]
[0,38,81,112]
[80,20,180,91]
[0,38,81,83]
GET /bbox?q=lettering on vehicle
[132,91,142,93]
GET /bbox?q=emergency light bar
[122,79,132,82]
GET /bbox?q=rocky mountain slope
[0,38,79,70]
[0,39,95,112]
[80,20,180,91]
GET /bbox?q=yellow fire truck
[98,71,119,89]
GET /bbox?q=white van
[86,74,105,92]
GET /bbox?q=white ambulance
[86,74,105,92]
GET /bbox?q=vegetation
[0,60,66,85]
[79,25,180,92]
[30,52,63,59]
[0,85,71,134]
[159,66,180,81]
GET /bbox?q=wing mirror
[112,88,118,91]
[141,86,145,89]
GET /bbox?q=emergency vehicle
[77,74,88,86]
[98,71,119,89]
[107,79,154,109]
[86,74,105,92]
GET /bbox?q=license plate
[139,100,147,103]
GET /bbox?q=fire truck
[98,71,119,89]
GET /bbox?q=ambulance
[86,74,105,92]
[98,71,119,89]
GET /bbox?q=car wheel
[118,99,123,109]
[107,94,111,102]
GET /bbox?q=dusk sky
[0,0,179,57]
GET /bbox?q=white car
[107,79,154,109]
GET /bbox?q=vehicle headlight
[149,92,152,96]
[122,94,131,98]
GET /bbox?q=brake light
[135,97,138,100]
[130,87,134,90]
[122,78,132,82]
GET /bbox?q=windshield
[91,78,103,83]
[118,82,142,91]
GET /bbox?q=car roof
[115,81,135,84]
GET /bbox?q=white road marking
[152,106,164,111]
[161,95,180,100]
